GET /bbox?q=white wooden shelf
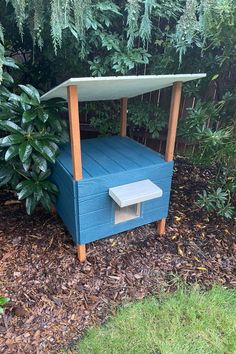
[109,179,163,208]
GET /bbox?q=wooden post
[76,244,86,263]
[157,81,182,236]
[157,219,166,235]
[67,85,86,262]
[165,81,182,162]
[67,85,83,180]
[120,97,128,137]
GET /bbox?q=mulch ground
[0,160,235,354]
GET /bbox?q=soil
[0,160,235,353]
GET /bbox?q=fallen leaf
[4,200,21,206]
[177,244,184,257]
[196,267,207,271]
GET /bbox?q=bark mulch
[0,160,235,353]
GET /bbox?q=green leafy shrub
[128,101,167,139]
[0,296,9,315]
[0,78,68,214]
[198,188,234,219]
[88,100,167,138]
[180,98,236,218]
[88,101,120,136]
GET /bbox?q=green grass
[77,285,236,354]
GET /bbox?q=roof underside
[41,74,206,102]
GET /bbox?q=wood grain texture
[58,136,166,178]
[67,85,83,180]
[76,244,86,262]
[120,97,128,136]
[165,81,182,162]
[157,218,166,235]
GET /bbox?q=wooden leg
[76,244,86,262]
[157,218,166,235]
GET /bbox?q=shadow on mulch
[0,160,235,353]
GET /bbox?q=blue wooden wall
[52,136,174,245]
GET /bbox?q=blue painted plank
[57,136,167,179]
[82,150,110,177]
[79,193,170,231]
[77,173,172,235]
[101,137,153,167]
[63,144,108,177]
[57,146,91,178]
[51,161,78,243]
[77,162,173,198]
[92,138,139,170]
[112,136,165,163]
[79,188,170,216]
[79,182,171,215]
[79,206,168,244]
[82,139,125,174]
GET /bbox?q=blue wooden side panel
[53,136,174,246]
[76,161,173,244]
[51,161,79,244]
[78,163,172,198]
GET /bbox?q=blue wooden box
[41,74,206,260]
[52,136,173,245]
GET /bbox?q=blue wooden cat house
[41,74,206,262]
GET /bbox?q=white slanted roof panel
[41,74,206,102]
[109,179,163,208]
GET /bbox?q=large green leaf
[42,180,58,193]
[3,57,19,69]
[19,84,40,104]
[20,93,33,109]
[0,134,25,147]
[25,195,37,215]
[16,180,35,200]
[19,142,33,163]
[38,169,51,181]
[15,179,31,191]
[1,101,22,116]
[8,93,24,103]
[0,163,14,186]
[22,158,31,172]
[36,133,60,144]
[22,109,37,124]
[5,145,19,161]
[2,71,14,84]
[32,154,47,172]
[37,108,49,123]
[40,191,52,212]
[31,140,56,163]
[0,120,24,134]
[9,92,33,107]
[33,184,44,202]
